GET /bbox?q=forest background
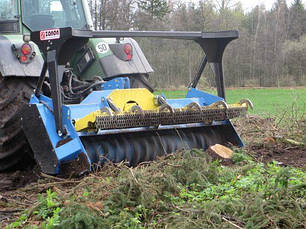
[87,0,306,89]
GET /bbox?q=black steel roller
[81,124,242,167]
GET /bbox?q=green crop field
[155,88,306,116]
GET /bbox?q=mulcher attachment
[21,27,253,175]
[76,88,252,167]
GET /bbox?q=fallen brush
[2,150,305,228]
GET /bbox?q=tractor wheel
[0,77,36,171]
[129,74,154,92]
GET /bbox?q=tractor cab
[21,0,92,31]
[0,0,19,33]
[0,0,153,83]
[0,0,93,33]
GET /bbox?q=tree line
[88,0,306,88]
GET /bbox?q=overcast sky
[186,0,306,11]
[240,0,306,11]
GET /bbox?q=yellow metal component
[228,103,247,108]
[74,110,105,132]
[124,102,137,112]
[75,89,158,132]
[108,89,158,112]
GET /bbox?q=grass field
[155,88,306,116]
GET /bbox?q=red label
[40,29,60,41]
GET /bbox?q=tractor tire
[0,77,36,171]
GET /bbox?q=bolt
[57,130,63,137]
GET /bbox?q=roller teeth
[81,125,239,167]
[209,100,229,109]
[185,102,202,111]
[159,103,174,113]
[239,99,254,110]
[130,105,144,114]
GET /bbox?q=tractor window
[0,0,18,20]
[0,0,19,33]
[22,0,87,31]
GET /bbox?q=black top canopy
[31,27,238,65]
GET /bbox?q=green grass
[155,88,306,116]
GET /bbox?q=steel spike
[209,100,229,109]
[185,102,202,111]
[100,107,113,116]
[239,99,254,110]
[159,103,174,113]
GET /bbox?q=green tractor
[0,0,153,170]
[1,0,252,175]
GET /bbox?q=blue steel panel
[55,138,83,162]
[186,88,223,105]
[80,76,131,105]
[80,90,112,104]
[166,98,202,108]
[101,77,130,90]
[60,106,93,170]
[29,95,92,173]
[68,104,104,120]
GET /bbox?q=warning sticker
[40,29,60,41]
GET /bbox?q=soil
[234,115,305,168]
[0,168,39,193]
[0,167,39,223]
[248,145,305,168]
[0,115,305,226]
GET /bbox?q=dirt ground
[0,115,305,225]
[234,115,305,168]
[0,170,36,193]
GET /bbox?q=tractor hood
[0,35,44,78]
[99,37,153,79]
